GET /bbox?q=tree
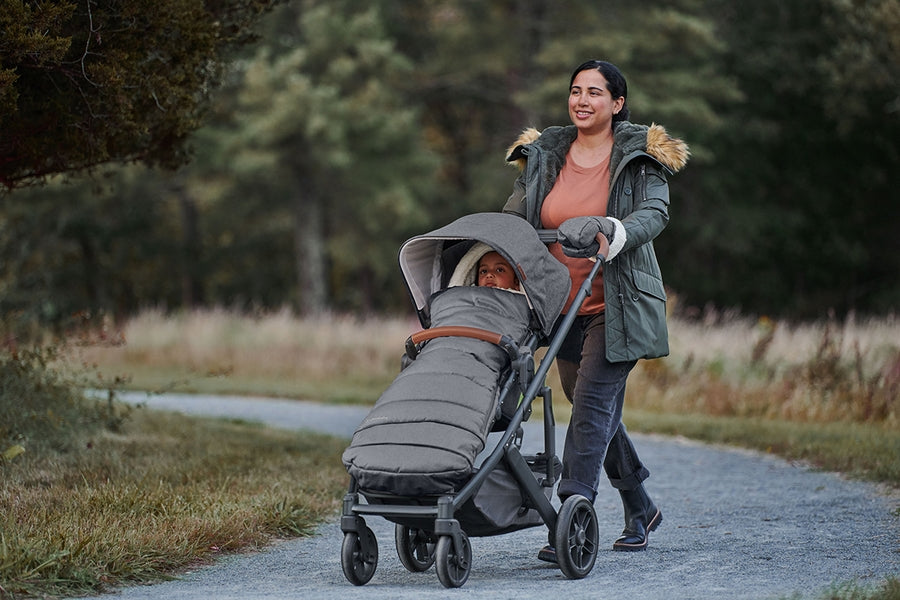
[4,0,896,323]
[0,0,281,190]
[0,171,183,335]
[377,0,558,221]
[209,0,436,313]
[679,0,900,317]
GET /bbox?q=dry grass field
[73,308,900,427]
[70,308,900,484]
[71,308,420,403]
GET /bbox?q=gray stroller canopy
[398,212,571,337]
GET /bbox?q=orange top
[540,154,610,314]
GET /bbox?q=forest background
[3,3,900,597]
[2,0,899,333]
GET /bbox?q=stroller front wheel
[341,526,378,585]
[395,524,436,572]
[554,495,598,579]
[435,532,472,588]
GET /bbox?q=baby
[477,251,519,290]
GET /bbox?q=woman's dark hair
[569,60,630,123]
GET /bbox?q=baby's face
[477,252,518,289]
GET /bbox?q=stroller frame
[340,229,609,588]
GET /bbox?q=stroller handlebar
[536,229,557,244]
[593,231,610,262]
[536,229,609,262]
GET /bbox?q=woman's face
[568,69,624,135]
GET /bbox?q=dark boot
[613,484,662,552]
[538,526,557,563]
[537,544,557,563]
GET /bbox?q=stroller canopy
[398,212,571,337]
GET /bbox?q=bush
[0,347,123,459]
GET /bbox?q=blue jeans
[554,313,650,502]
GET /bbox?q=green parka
[503,122,689,362]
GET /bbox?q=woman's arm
[502,172,528,219]
[619,162,670,252]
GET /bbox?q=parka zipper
[615,163,647,354]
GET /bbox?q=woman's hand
[557,216,615,257]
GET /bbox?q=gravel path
[77,392,898,600]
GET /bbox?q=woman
[503,60,688,560]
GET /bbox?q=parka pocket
[631,269,666,302]
[620,267,669,360]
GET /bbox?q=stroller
[340,212,609,588]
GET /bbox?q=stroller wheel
[395,524,436,572]
[435,532,472,588]
[554,495,598,579]
[341,526,378,585]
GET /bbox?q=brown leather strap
[410,326,504,346]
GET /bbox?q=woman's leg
[557,313,635,502]
[562,360,650,490]
[605,422,662,551]
[541,316,660,560]
[551,315,661,555]
[604,423,649,490]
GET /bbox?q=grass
[1,348,347,598]
[638,313,900,424]
[70,308,416,403]
[623,410,900,484]
[796,579,900,600]
[4,308,898,598]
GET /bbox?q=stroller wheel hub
[575,527,587,545]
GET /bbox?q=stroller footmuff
[342,285,532,497]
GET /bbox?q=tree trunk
[293,190,327,314]
[77,234,100,308]
[171,179,205,308]
[513,0,549,126]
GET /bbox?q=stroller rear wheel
[341,526,378,585]
[554,495,598,579]
[395,524,436,572]
[435,532,472,588]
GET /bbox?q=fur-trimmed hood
[506,122,689,174]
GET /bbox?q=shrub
[0,347,124,459]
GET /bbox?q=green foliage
[0,173,184,336]
[664,0,900,317]
[2,0,899,321]
[0,347,117,455]
[824,577,900,600]
[197,0,438,313]
[0,0,282,189]
[0,0,75,117]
